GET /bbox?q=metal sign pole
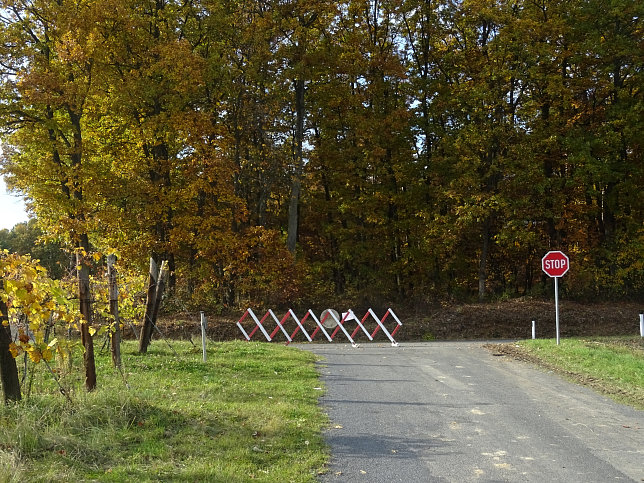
[542,251,568,346]
[200,311,207,362]
[554,277,560,345]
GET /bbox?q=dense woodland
[0,0,642,311]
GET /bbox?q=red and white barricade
[237,308,402,347]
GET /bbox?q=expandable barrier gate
[237,308,402,347]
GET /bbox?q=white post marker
[532,320,536,340]
[200,311,207,362]
[542,251,570,345]
[640,314,643,338]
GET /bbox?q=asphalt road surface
[298,342,643,482]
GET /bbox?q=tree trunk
[139,256,158,353]
[321,166,345,294]
[107,255,121,368]
[287,78,305,253]
[478,218,490,302]
[151,262,168,331]
[139,258,168,353]
[0,298,21,404]
[167,252,176,293]
[77,239,97,391]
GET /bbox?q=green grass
[515,336,644,409]
[0,340,329,482]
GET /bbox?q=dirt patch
[404,300,643,341]
[138,299,643,343]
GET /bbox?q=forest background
[0,0,642,315]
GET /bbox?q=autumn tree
[0,0,640,315]
[0,0,119,389]
[298,0,418,300]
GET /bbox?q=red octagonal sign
[542,251,570,278]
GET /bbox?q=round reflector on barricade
[321,309,339,329]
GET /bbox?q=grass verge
[0,340,328,482]
[489,336,644,410]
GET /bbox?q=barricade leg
[237,308,272,341]
[285,309,312,344]
[349,310,374,341]
[330,311,357,346]
[309,310,333,342]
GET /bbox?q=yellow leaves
[41,347,54,362]
[8,336,56,363]
[21,343,54,364]
[9,343,20,358]
[1,252,81,365]
[58,30,91,64]
[28,320,41,333]
[27,348,42,363]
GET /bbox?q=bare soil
[140,299,644,343]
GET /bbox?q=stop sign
[542,251,570,277]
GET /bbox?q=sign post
[542,251,569,345]
[200,311,207,362]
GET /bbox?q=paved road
[298,342,644,482]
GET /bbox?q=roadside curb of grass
[484,340,644,410]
